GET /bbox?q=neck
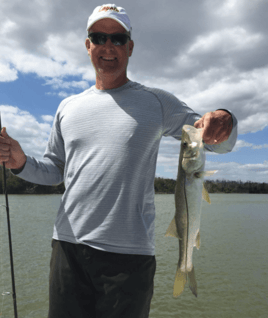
[95,73,129,90]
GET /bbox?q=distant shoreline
[154,177,268,194]
[1,169,268,194]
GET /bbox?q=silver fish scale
[165,124,216,298]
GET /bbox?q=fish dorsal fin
[202,184,211,204]
[195,231,201,250]
[165,217,180,238]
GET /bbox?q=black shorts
[48,239,156,318]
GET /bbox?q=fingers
[0,154,10,163]
[210,111,232,144]
[194,119,205,142]
[198,113,220,144]
[213,128,228,144]
[195,110,232,145]
[0,142,10,161]
[201,111,233,144]
[0,143,10,151]
[0,128,11,163]
[201,115,215,144]
[0,127,11,144]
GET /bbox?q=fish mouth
[183,155,197,159]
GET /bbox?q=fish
[165,124,217,298]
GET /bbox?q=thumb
[194,118,203,129]
[1,127,10,139]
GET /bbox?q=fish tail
[188,266,198,297]
[173,266,187,298]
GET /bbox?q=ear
[85,38,91,55]
[128,40,134,57]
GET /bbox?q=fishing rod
[0,113,18,318]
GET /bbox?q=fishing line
[0,205,7,316]
[0,114,18,318]
[0,205,12,317]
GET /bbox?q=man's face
[85,18,134,84]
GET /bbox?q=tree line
[0,168,267,194]
[0,168,65,194]
[154,177,268,194]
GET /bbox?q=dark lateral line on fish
[183,176,189,278]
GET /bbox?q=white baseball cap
[86,4,132,37]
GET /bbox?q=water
[0,194,267,317]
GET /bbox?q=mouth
[100,56,117,61]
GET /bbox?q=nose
[103,38,114,49]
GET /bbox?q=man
[0,4,237,318]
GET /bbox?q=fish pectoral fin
[188,266,198,297]
[165,217,179,238]
[202,170,218,177]
[201,170,217,204]
[173,266,187,298]
[202,183,211,204]
[195,231,201,250]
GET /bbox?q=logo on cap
[99,6,119,13]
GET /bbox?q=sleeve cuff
[11,161,27,175]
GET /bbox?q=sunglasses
[88,32,130,46]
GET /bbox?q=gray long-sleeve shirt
[15,80,238,255]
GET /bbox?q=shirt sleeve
[159,89,237,154]
[11,107,65,186]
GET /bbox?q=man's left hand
[194,110,233,145]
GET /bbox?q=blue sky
[1,0,268,183]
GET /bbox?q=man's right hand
[0,127,27,170]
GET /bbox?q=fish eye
[183,142,187,148]
[194,172,201,178]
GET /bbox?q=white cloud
[233,140,268,151]
[44,32,87,66]
[42,115,54,122]
[11,50,81,78]
[212,0,264,19]
[187,27,262,57]
[157,151,268,183]
[46,90,76,98]
[0,0,267,138]
[156,135,268,183]
[44,78,89,91]
[204,160,268,182]
[1,0,268,184]
[0,18,17,35]
[0,62,18,82]
[43,78,90,99]
[239,112,268,134]
[0,105,52,159]
[252,144,268,150]
[58,91,70,98]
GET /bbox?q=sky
[0,0,268,183]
